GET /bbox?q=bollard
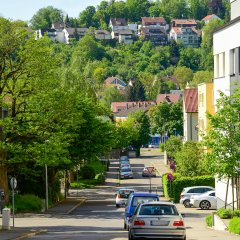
[2,208,10,230]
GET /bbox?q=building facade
[213,0,240,209]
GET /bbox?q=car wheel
[183,199,191,208]
[200,200,211,210]
[128,230,135,240]
[124,221,127,230]
[116,204,120,208]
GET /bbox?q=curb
[66,199,86,215]
[13,229,47,240]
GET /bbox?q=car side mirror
[181,213,185,218]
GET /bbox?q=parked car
[148,144,159,148]
[142,166,157,177]
[119,167,133,179]
[120,156,129,161]
[190,190,217,210]
[180,186,215,208]
[128,201,186,240]
[115,188,135,208]
[120,163,131,169]
[124,192,160,230]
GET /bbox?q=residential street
[2,150,240,240]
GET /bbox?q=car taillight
[180,194,184,199]
[173,220,184,227]
[134,220,145,226]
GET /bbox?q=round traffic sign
[10,177,17,189]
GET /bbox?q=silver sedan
[128,201,186,240]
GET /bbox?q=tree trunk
[224,177,229,209]
[232,176,235,211]
[0,164,9,203]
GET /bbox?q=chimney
[230,0,240,20]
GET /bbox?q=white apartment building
[213,0,240,208]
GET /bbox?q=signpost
[147,167,155,193]
[167,173,173,195]
[10,177,17,228]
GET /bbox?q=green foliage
[30,6,64,29]
[149,102,183,137]
[203,89,240,179]
[205,214,213,227]
[162,174,215,202]
[165,136,182,159]
[12,194,43,213]
[70,179,102,189]
[79,165,96,179]
[228,218,240,235]
[174,66,193,89]
[191,70,213,87]
[128,110,150,151]
[217,208,233,219]
[175,141,209,176]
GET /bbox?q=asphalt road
[22,151,240,240]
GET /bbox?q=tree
[190,70,213,87]
[200,19,224,70]
[127,110,150,156]
[101,87,126,108]
[175,141,208,177]
[178,47,201,71]
[165,136,182,159]
[30,6,64,29]
[188,0,209,19]
[148,102,183,137]
[79,6,98,28]
[126,0,150,22]
[174,66,194,89]
[126,79,146,101]
[0,18,59,201]
[203,89,240,209]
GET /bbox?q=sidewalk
[0,195,85,240]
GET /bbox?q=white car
[119,167,133,179]
[180,186,215,207]
[115,188,134,208]
[190,191,217,210]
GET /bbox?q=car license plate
[151,220,169,226]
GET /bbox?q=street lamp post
[45,164,48,211]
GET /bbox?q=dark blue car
[124,192,160,230]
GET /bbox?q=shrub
[79,165,95,179]
[233,210,240,218]
[160,143,164,152]
[162,174,215,203]
[13,194,42,213]
[228,218,240,235]
[205,214,213,227]
[95,173,105,183]
[217,208,233,219]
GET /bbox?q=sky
[0,0,104,22]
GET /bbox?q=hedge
[162,173,215,203]
[228,218,240,235]
[205,214,213,227]
[217,208,240,219]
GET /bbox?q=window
[230,49,235,75]
[132,196,158,207]
[139,205,178,216]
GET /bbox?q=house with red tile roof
[171,19,197,28]
[202,14,221,24]
[111,101,156,122]
[183,88,198,142]
[140,17,168,45]
[170,26,201,48]
[104,77,127,91]
[156,93,182,104]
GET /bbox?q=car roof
[117,188,134,191]
[130,192,159,197]
[140,201,175,206]
[184,186,215,190]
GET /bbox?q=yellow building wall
[198,82,214,141]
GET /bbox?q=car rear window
[121,168,131,172]
[132,196,158,207]
[118,190,134,198]
[139,204,178,216]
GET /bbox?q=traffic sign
[147,167,155,174]
[167,173,173,181]
[10,177,17,190]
